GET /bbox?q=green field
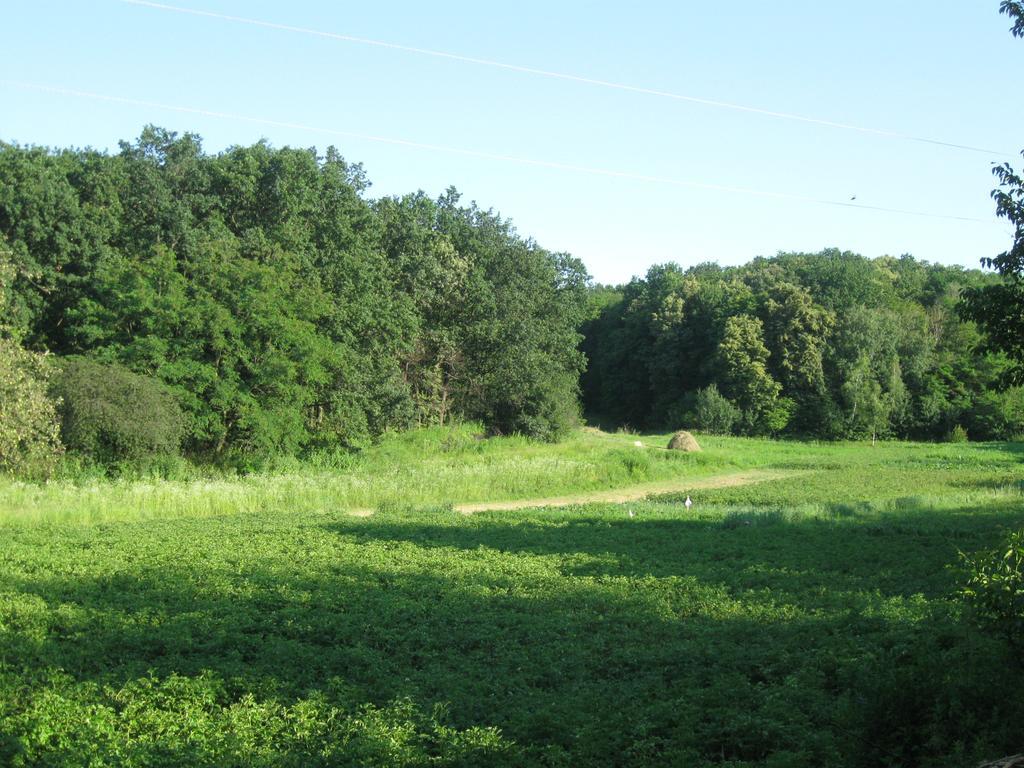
[0,426,802,526]
[2,430,1023,766]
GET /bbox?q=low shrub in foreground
[959,528,1024,659]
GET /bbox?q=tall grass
[1,424,1020,525]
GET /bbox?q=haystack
[667,430,701,452]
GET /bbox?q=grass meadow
[1,428,1023,766]
[1,426,798,526]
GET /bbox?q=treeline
[0,127,588,473]
[2,127,1020,478]
[582,251,1024,440]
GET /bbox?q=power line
[119,0,1012,158]
[1,80,997,226]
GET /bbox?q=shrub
[764,396,796,435]
[51,357,185,464]
[0,247,63,479]
[963,388,1024,441]
[0,341,63,479]
[958,528,1024,658]
[948,424,969,443]
[476,365,581,442]
[692,384,740,435]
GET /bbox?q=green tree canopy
[583,250,1011,440]
[0,129,591,460]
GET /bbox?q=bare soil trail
[348,468,804,517]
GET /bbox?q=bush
[0,341,63,479]
[764,396,796,435]
[958,528,1024,658]
[475,364,581,442]
[948,424,969,443]
[0,249,63,479]
[51,357,185,464]
[691,384,740,435]
[963,388,1024,441]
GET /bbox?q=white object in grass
[684,496,692,509]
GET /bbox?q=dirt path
[348,468,803,517]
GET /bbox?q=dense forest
[0,128,589,474]
[1,127,1021,477]
[582,252,1022,441]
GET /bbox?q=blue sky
[3,1,1022,284]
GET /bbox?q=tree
[431,193,589,440]
[958,4,1024,380]
[691,384,741,435]
[580,249,998,440]
[376,190,590,440]
[648,275,753,426]
[0,243,63,477]
[1001,1,1024,37]
[0,131,422,458]
[841,354,889,442]
[827,306,908,439]
[959,156,1024,381]
[755,280,833,431]
[716,315,783,434]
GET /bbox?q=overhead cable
[119,0,1012,157]
[1,80,997,226]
